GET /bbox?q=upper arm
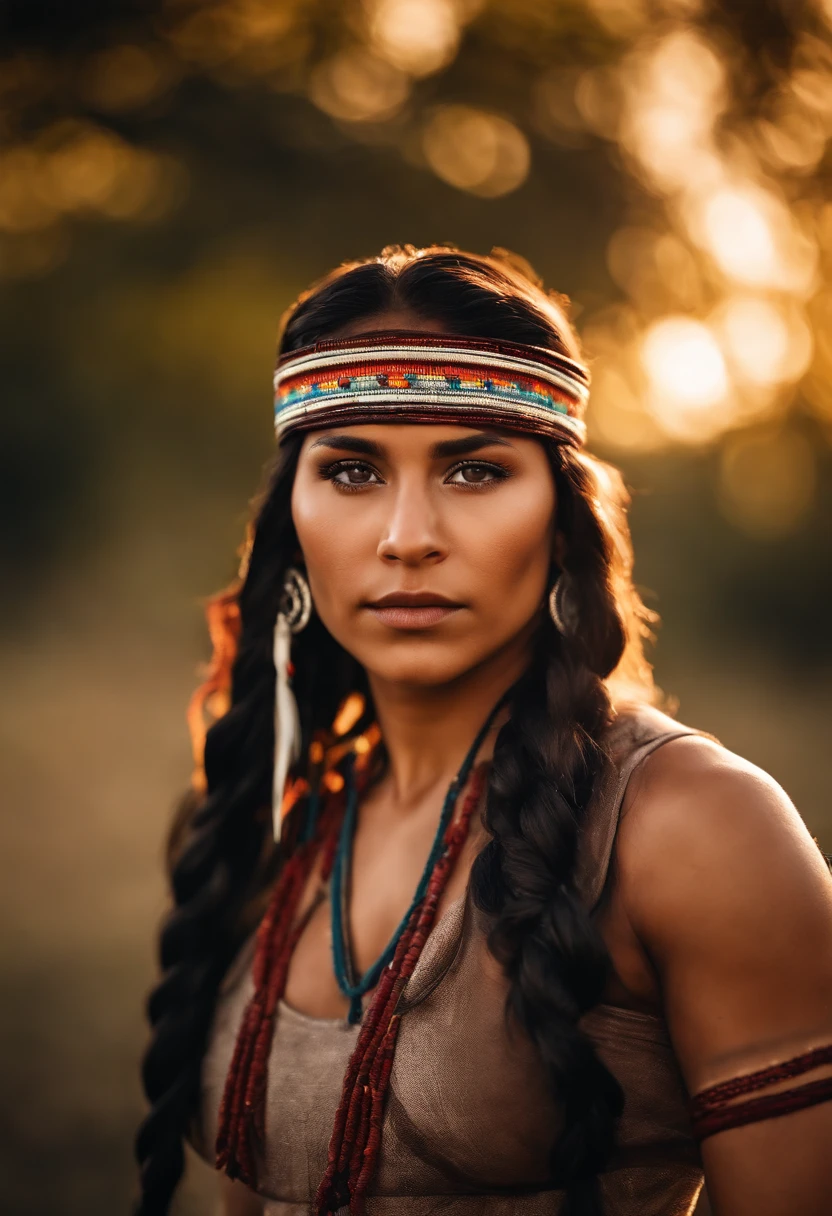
[616,736,832,1216]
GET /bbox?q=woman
[135,245,832,1216]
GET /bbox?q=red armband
[690,1044,832,1141]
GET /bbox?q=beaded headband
[273,331,589,447]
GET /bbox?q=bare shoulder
[612,730,832,1090]
[616,731,830,909]
[617,729,828,884]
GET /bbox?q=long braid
[136,438,316,1213]
[470,451,631,1216]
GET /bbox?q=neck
[365,625,536,810]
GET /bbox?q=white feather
[272,613,302,843]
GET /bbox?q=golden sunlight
[421,105,530,196]
[641,315,730,442]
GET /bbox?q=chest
[199,884,695,1207]
[282,796,492,1021]
[282,812,660,1023]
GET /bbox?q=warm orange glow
[81,44,176,112]
[309,48,409,123]
[279,775,310,823]
[688,185,815,292]
[422,105,530,197]
[619,29,726,193]
[186,583,242,792]
[713,297,813,389]
[584,0,649,38]
[367,0,461,77]
[641,316,729,443]
[0,121,183,237]
[333,692,366,736]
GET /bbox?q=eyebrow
[308,431,515,458]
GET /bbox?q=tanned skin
[221,313,832,1216]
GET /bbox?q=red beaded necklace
[215,734,490,1214]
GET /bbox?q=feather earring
[272,566,312,843]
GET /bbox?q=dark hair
[135,244,656,1216]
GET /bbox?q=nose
[376,476,446,566]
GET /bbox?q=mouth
[365,591,465,630]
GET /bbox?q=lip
[368,591,463,608]
[365,591,465,630]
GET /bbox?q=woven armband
[690,1044,832,1141]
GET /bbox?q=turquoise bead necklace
[330,694,508,1025]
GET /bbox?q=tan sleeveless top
[195,703,706,1214]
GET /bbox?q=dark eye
[446,462,509,486]
[324,460,382,489]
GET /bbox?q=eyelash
[318,459,512,493]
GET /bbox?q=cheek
[291,477,368,614]
[463,482,556,605]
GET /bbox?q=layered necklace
[216,691,508,1212]
[330,696,506,1025]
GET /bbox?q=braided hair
[135,245,656,1216]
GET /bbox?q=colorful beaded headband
[273,331,589,447]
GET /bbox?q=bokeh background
[2,0,831,1213]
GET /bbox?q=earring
[548,573,579,638]
[273,566,312,843]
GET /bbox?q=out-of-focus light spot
[0,122,185,232]
[817,201,832,252]
[804,287,832,428]
[718,429,815,538]
[43,126,177,220]
[587,365,666,452]
[714,297,813,388]
[619,29,726,192]
[422,105,530,196]
[309,48,409,123]
[333,692,366,736]
[690,184,818,294]
[653,233,706,309]
[756,108,828,174]
[368,0,460,77]
[532,68,589,148]
[642,316,727,406]
[167,1,306,82]
[167,5,243,69]
[81,44,175,112]
[574,66,622,140]
[606,226,704,311]
[584,0,648,38]
[789,66,832,121]
[641,315,730,442]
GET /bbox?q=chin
[357,643,484,690]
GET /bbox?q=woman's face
[291,418,558,689]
